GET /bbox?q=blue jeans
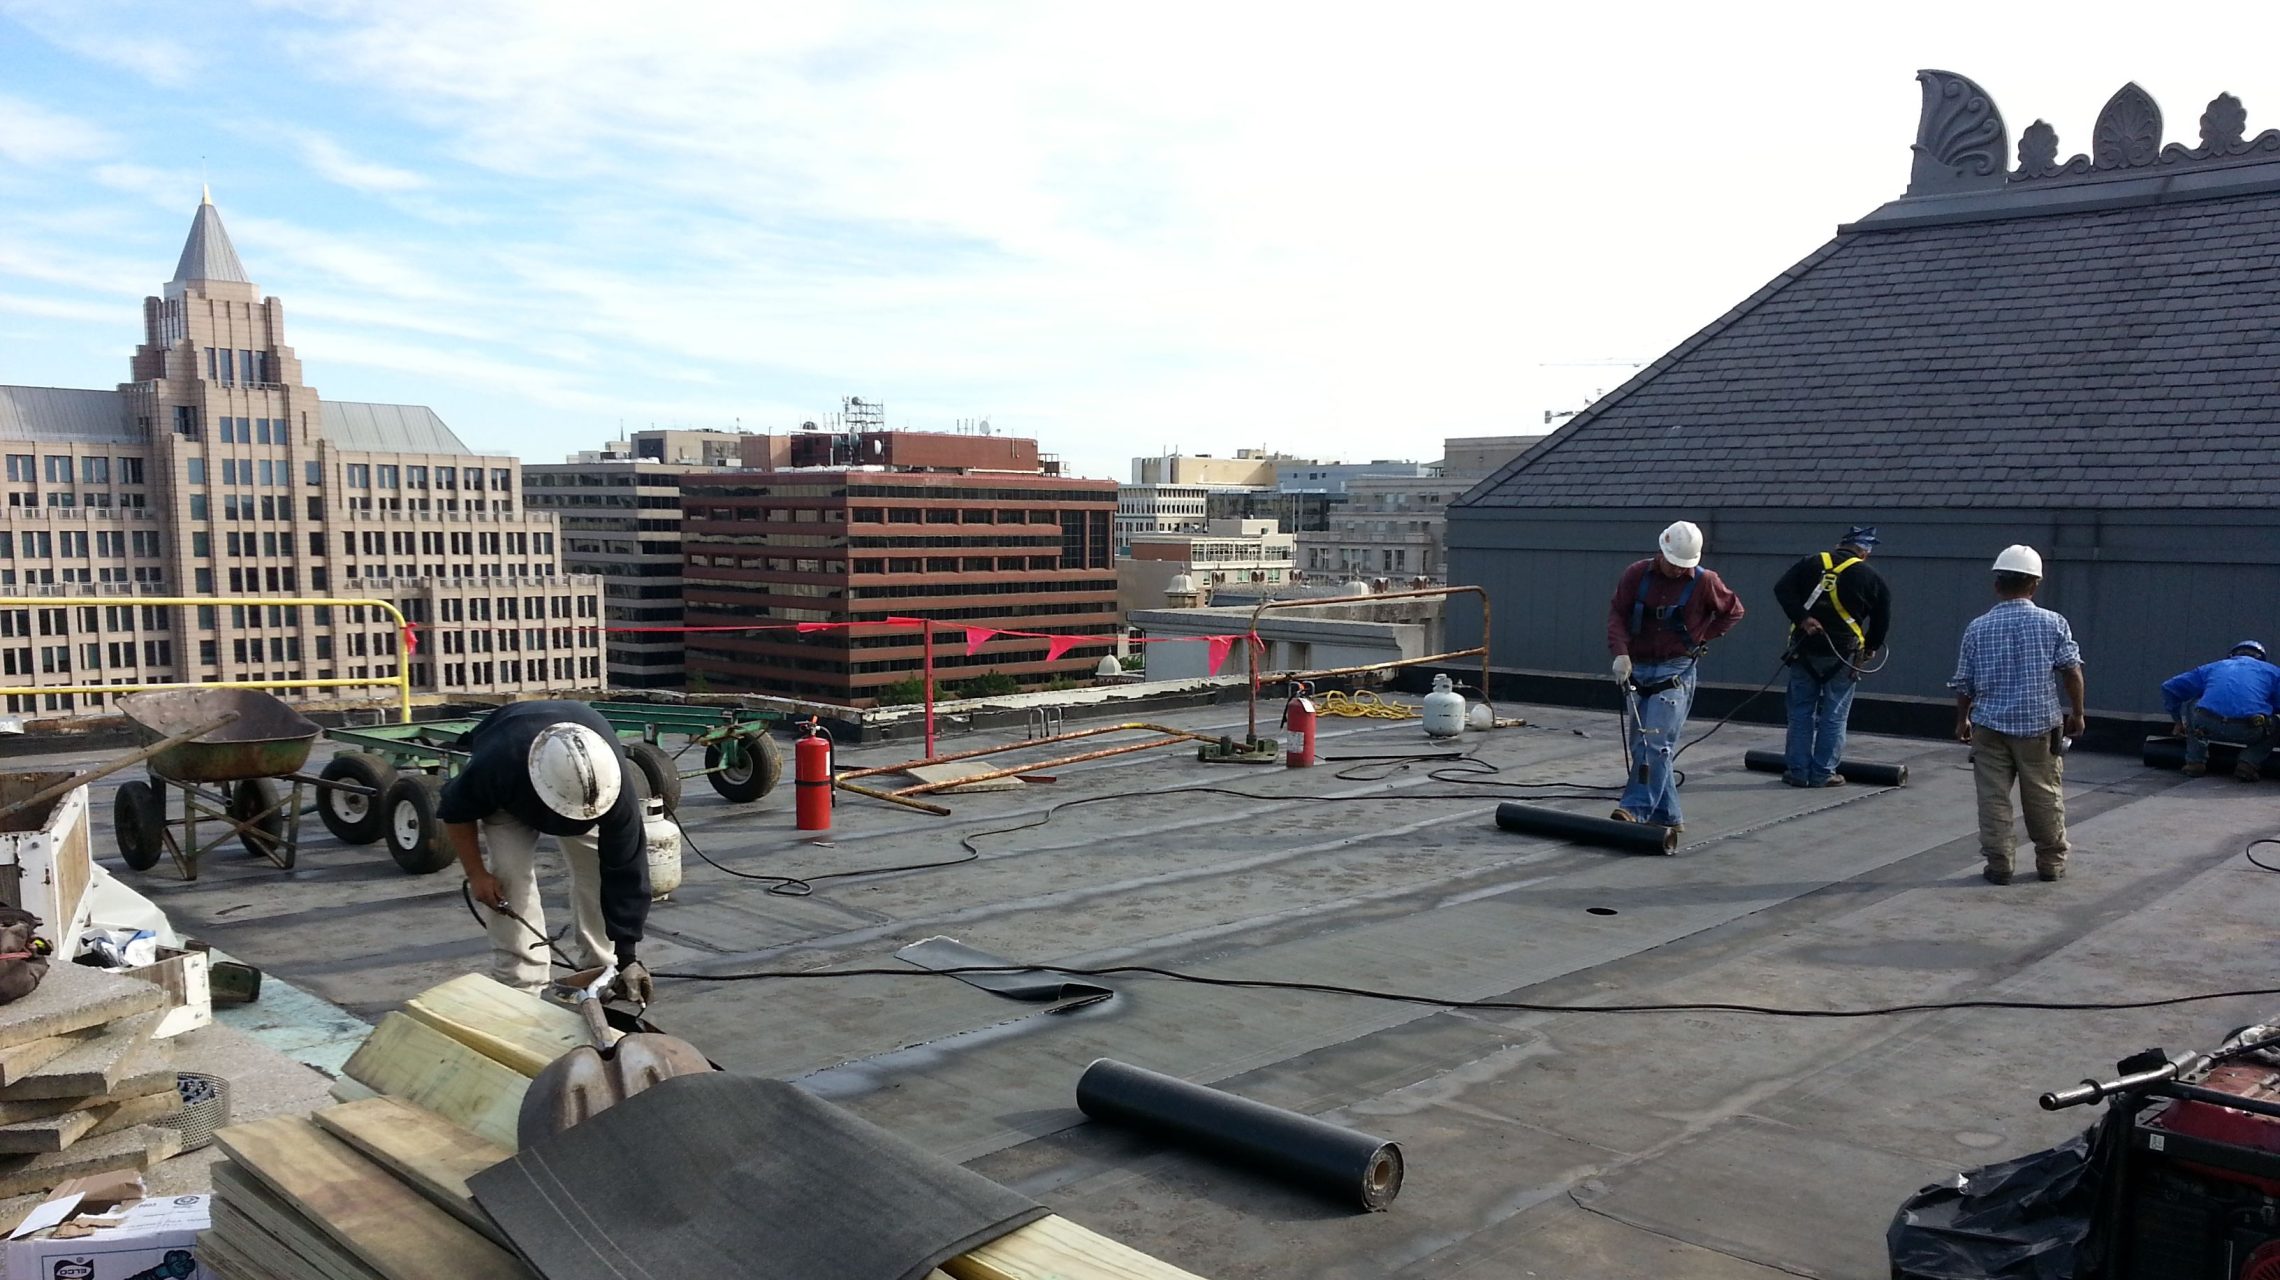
[2185,703,2276,767]
[1783,659,1859,784]
[1619,659,1695,825]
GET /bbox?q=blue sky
[2,2,2275,479]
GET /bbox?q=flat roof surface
[38,696,2278,1278]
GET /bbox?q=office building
[1117,519,1296,616]
[680,432,1117,704]
[0,192,600,715]
[1295,435,1543,582]
[1129,449,1284,487]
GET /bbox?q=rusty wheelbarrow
[110,689,363,881]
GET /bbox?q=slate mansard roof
[1462,72,2280,511]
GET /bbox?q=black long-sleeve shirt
[1773,549,1891,659]
[437,700,648,955]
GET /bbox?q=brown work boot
[2236,762,2263,783]
[1608,809,1636,823]
[1982,864,2013,885]
[2037,863,2066,882]
[2182,761,2207,777]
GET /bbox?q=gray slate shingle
[1462,191,2280,510]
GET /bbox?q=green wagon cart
[317,702,785,874]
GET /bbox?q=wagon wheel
[228,777,294,868]
[382,774,454,875]
[625,741,681,816]
[318,752,396,845]
[113,780,164,871]
[705,734,782,803]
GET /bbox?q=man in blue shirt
[1948,545,2086,886]
[2160,640,2280,780]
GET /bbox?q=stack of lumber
[0,962,184,1198]
[201,973,1209,1280]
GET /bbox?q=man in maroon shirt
[1604,521,1746,832]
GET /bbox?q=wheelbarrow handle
[0,711,240,827]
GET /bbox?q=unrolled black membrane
[1075,1058,1403,1211]
[1493,802,1676,854]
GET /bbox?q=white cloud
[0,93,112,166]
[0,0,198,87]
[286,129,430,195]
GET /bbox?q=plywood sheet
[213,1115,533,1280]
[403,974,598,1077]
[946,1216,1212,1280]
[0,1124,180,1198]
[313,1097,510,1246]
[341,1013,526,1149]
[0,962,165,1052]
[0,1013,158,1100]
[213,1159,386,1280]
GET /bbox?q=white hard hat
[1992,544,2044,576]
[1657,521,1704,569]
[527,723,622,822]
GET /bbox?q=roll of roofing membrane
[1075,1059,1403,1211]
[1493,802,1676,854]
[1741,750,1909,786]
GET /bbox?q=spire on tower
[171,192,248,285]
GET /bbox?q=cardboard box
[5,1191,208,1280]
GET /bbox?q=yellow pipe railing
[0,596,415,723]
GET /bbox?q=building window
[119,457,143,485]
[186,457,206,485]
[80,457,107,484]
[378,465,399,488]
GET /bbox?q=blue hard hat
[2234,639,2268,659]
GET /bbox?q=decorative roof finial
[1908,71,2009,196]
[201,183,212,206]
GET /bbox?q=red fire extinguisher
[1283,681,1318,768]
[795,720,833,831]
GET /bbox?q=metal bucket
[118,689,320,782]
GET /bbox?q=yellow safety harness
[1795,552,1866,652]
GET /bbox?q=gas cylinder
[642,797,682,900]
[795,722,833,831]
[1283,683,1318,768]
[1423,674,1466,738]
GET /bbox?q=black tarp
[1888,1111,2119,1280]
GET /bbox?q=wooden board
[945,1216,1212,1280]
[327,1077,379,1105]
[199,1226,305,1280]
[0,1030,94,1086]
[402,974,598,1076]
[0,1124,180,1198]
[341,1013,525,1149]
[212,1115,533,1280]
[313,1097,510,1246]
[0,1087,177,1154]
[213,1160,385,1280]
[0,962,166,1052]
[0,1012,158,1100]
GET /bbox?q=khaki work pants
[1970,726,2069,875]
[480,812,609,993]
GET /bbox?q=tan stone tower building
[0,193,602,715]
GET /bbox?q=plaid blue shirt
[1948,598,2084,735]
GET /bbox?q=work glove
[1610,655,1632,683]
[607,959,653,1008]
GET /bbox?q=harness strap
[1628,566,1700,646]
[1793,552,1867,651]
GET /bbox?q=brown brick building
[680,443,1116,703]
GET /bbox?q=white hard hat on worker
[526,723,622,822]
[1992,544,2043,577]
[1658,521,1704,569]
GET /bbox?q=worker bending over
[439,700,652,1003]
[2161,640,2280,781]
[1772,525,1891,788]
[1605,520,1745,832]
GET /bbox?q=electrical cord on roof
[2244,837,2280,874]
[645,958,2280,1020]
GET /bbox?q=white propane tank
[643,798,682,900]
[1422,674,1466,738]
